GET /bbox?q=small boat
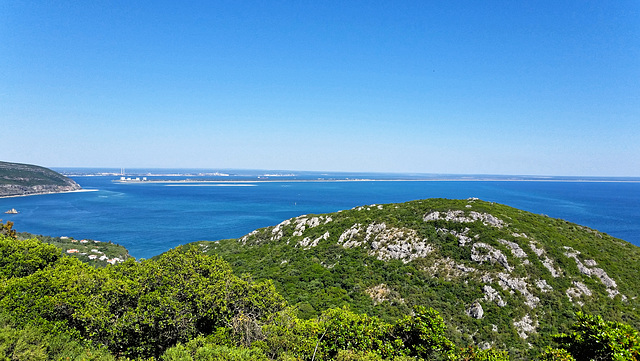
[4,208,19,214]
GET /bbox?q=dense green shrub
[0,234,61,278]
[552,312,640,361]
[0,242,286,359]
[161,336,269,361]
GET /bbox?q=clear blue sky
[2,1,638,176]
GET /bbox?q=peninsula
[0,161,82,198]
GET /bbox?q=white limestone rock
[466,302,484,319]
[513,314,538,339]
[299,231,330,249]
[339,224,363,248]
[530,241,561,277]
[497,273,540,309]
[566,281,592,306]
[366,223,434,263]
[483,285,507,307]
[471,243,512,272]
[424,210,506,228]
[536,279,553,292]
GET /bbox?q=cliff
[0,161,81,197]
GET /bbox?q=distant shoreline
[113,178,640,184]
[0,189,98,199]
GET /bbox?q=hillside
[0,161,81,197]
[195,198,640,358]
[16,231,132,267]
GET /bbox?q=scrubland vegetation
[1,198,639,360]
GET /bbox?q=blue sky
[2,1,639,176]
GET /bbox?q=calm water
[1,171,639,259]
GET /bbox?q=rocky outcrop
[513,314,538,339]
[529,241,561,277]
[466,301,484,319]
[483,285,507,307]
[498,239,529,264]
[471,243,512,272]
[339,222,434,263]
[566,281,593,305]
[299,231,330,249]
[424,210,506,228]
[564,247,619,298]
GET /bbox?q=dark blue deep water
[1,170,639,259]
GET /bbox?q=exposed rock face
[471,243,512,272]
[439,227,475,246]
[339,222,434,263]
[529,241,561,277]
[299,232,330,249]
[424,257,477,280]
[496,273,539,309]
[483,285,507,307]
[424,210,506,228]
[338,224,363,248]
[564,246,619,298]
[566,281,593,305]
[536,279,553,292]
[513,314,538,339]
[0,184,81,197]
[365,223,434,263]
[271,219,291,241]
[498,239,529,264]
[466,301,484,319]
[292,215,329,237]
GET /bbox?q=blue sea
[1,169,639,259]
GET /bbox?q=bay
[1,169,639,259]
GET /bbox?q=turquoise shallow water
[1,171,639,259]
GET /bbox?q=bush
[553,312,640,360]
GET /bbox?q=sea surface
[1,169,639,259]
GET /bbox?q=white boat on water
[4,208,18,214]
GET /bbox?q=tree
[0,220,17,239]
[0,236,61,279]
[552,312,640,361]
[393,305,457,360]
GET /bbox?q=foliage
[0,220,17,239]
[0,241,286,359]
[0,160,77,188]
[2,199,640,360]
[536,347,575,361]
[16,231,131,267]
[552,312,640,361]
[393,305,456,360]
[456,346,510,361]
[0,234,61,278]
[0,312,116,361]
[199,198,640,355]
[260,305,457,361]
[161,336,269,361]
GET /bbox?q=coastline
[113,178,640,184]
[0,189,98,199]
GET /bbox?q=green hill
[0,161,81,197]
[1,199,639,360]
[192,198,640,358]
